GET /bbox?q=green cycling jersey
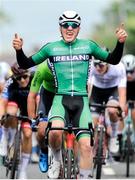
[32,39,109,96]
[30,61,55,93]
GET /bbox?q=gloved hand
[31,119,38,131]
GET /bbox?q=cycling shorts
[38,86,55,118]
[127,81,135,101]
[90,86,118,113]
[7,101,31,129]
[48,95,92,140]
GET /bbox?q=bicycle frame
[65,133,75,149]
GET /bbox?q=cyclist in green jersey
[28,61,55,172]
[13,10,127,178]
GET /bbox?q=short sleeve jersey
[89,62,127,88]
[1,76,33,115]
[30,61,55,93]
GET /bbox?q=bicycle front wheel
[63,148,77,179]
[10,130,21,179]
[95,127,104,179]
[126,124,131,177]
[67,149,77,179]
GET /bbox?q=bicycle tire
[126,124,131,177]
[62,148,76,179]
[61,135,77,180]
[95,127,104,179]
[4,144,14,177]
[9,130,21,179]
[67,149,77,179]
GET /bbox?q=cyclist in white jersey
[0,62,12,143]
[0,62,12,95]
[88,57,127,156]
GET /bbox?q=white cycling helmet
[121,54,135,71]
[0,62,12,83]
[59,10,81,25]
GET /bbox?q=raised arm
[107,23,128,65]
[12,33,36,69]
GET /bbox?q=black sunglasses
[127,70,134,74]
[61,22,79,29]
[94,62,107,68]
[15,74,29,81]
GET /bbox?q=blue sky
[0,0,113,55]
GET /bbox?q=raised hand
[116,23,128,43]
[12,33,23,50]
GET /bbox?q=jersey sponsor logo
[73,46,89,50]
[48,60,58,88]
[2,78,13,93]
[53,46,89,51]
[53,54,90,62]
[87,60,92,82]
[1,78,13,99]
[53,47,67,51]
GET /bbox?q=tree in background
[0,8,10,25]
[0,4,11,56]
[90,0,135,54]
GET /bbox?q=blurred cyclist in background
[0,62,12,95]
[0,62,34,179]
[88,54,127,159]
[0,62,12,141]
[122,54,135,144]
[28,61,55,173]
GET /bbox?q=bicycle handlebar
[44,121,94,147]
[89,103,123,118]
[0,111,44,131]
[90,103,121,110]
